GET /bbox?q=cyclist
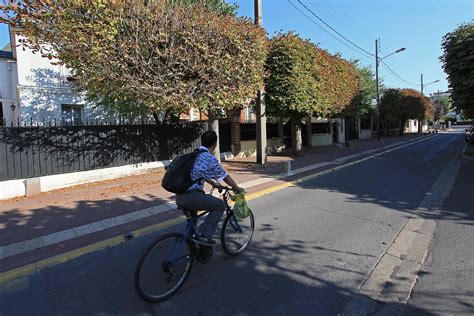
[176,130,244,246]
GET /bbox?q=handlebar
[214,184,234,194]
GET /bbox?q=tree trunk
[418,119,422,133]
[208,112,221,162]
[344,118,349,147]
[400,119,405,136]
[291,118,302,156]
[278,117,285,147]
[306,117,313,147]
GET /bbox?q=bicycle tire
[221,210,255,256]
[134,232,194,303]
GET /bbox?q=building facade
[1,28,102,126]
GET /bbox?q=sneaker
[192,234,216,246]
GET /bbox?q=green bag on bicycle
[231,192,250,219]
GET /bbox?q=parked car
[466,125,474,144]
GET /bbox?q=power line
[379,59,419,87]
[312,0,374,45]
[296,0,375,57]
[287,0,373,59]
[317,0,378,41]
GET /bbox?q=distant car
[466,125,474,144]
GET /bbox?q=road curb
[0,134,438,285]
[342,139,462,315]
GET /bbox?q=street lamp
[421,76,440,95]
[380,47,406,60]
[375,40,406,140]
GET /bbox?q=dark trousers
[176,190,227,238]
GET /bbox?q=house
[0,46,17,125]
[1,27,102,126]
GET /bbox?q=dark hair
[201,130,218,148]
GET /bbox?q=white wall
[359,129,372,140]
[11,32,101,124]
[337,118,346,144]
[312,133,332,146]
[405,119,429,133]
[240,138,283,157]
[0,59,19,124]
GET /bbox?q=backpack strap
[192,148,208,185]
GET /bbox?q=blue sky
[1,0,472,95]
[234,0,473,95]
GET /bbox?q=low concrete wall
[239,138,283,157]
[0,179,26,200]
[312,133,332,146]
[0,151,238,200]
[360,129,372,140]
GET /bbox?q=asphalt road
[406,141,474,315]
[0,130,470,316]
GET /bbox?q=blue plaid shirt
[188,146,228,191]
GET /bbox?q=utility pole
[255,0,267,164]
[419,74,424,133]
[375,39,381,140]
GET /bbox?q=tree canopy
[440,22,474,119]
[432,94,453,122]
[0,0,267,120]
[343,62,377,119]
[380,88,432,134]
[265,32,358,119]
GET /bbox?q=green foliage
[380,88,432,123]
[344,62,377,118]
[166,0,238,15]
[265,32,358,120]
[431,94,453,122]
[440,22,474,119]
[265,33,319,119]
[0,0,266,119]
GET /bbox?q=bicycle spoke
[135,233,193,302]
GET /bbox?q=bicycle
[134,185,255,303]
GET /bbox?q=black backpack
[162,149,205,194]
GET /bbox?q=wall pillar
[230,109,241,155]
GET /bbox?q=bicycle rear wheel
[221,210,255,256]
[135,233,194,303]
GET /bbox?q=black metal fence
[0,121,206,181]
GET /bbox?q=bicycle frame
[165,187,243,266]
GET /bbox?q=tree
[440,22,474,119]
[167,0,238,15]
[380,88,431,135]
[265,32,357,155]
[1,0,267,159]
[344,63,377,119]
[432,94,453,122]
[343,62,377,144]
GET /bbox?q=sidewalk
[0,134,431,278]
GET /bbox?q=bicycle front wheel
[134,233,194,303]
[221,210,255,256]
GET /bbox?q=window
[61,104,84,125]
[414,120,417,126]
[406,121,409,128]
